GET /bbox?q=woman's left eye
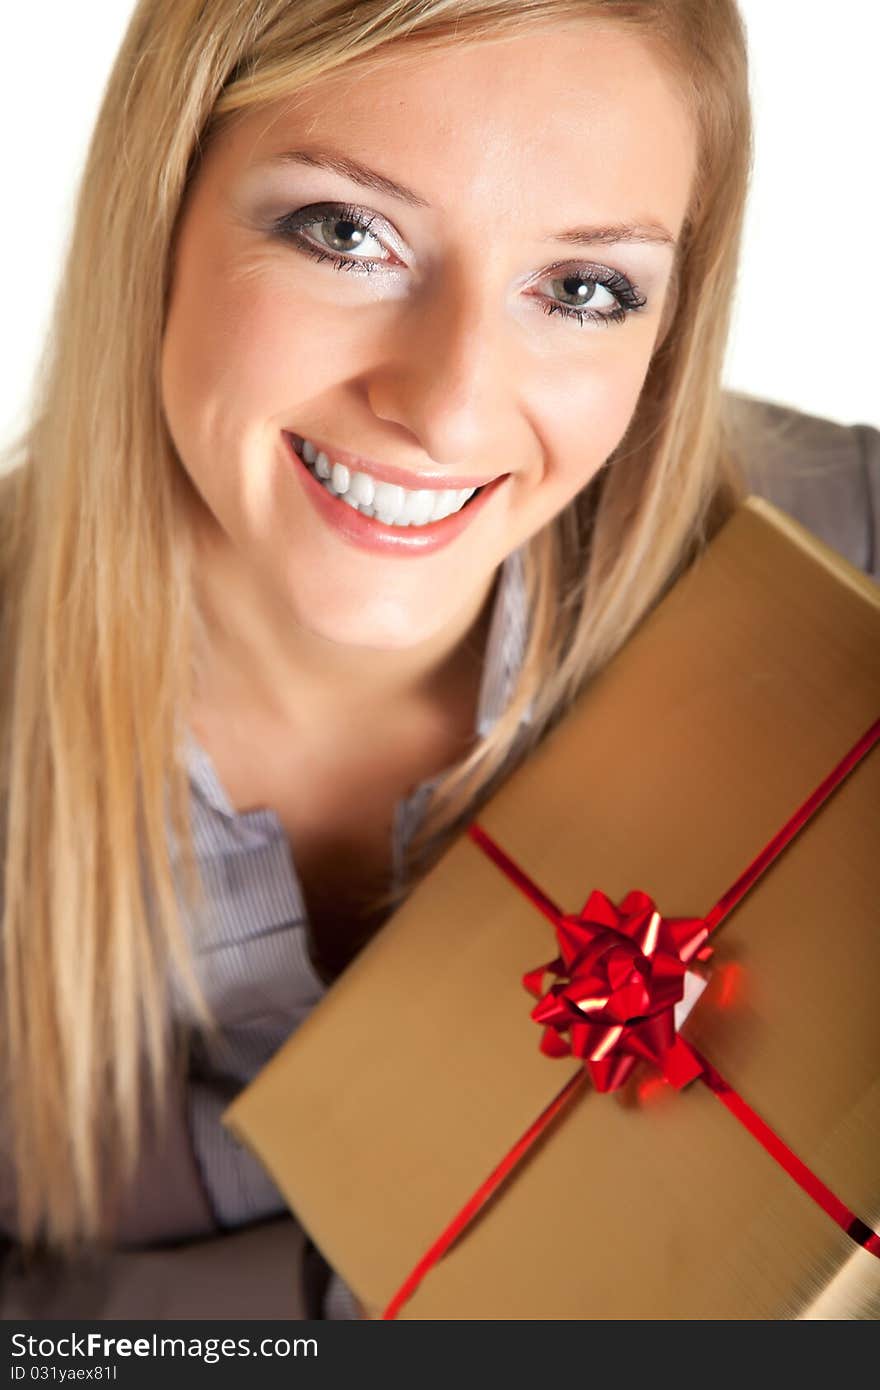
[535,267,648,327]
[271,203,647,326]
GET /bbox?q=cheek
[534,341,655,501]
[161,240,340,466]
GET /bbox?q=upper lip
[284,430,506,492]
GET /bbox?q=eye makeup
[268,200,649,328]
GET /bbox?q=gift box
[223,498,880,1319]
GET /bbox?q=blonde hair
[0,0,750,1255]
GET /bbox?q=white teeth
[430,488,461,522]
[373,481,406,522]
[399,489,435,526]
[349,471,375,507]
[293,435,486,527]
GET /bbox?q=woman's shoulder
[722,390,879,580]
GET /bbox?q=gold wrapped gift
[224,499,880,1319]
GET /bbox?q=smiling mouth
[286,432,497,528]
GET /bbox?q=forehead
[217,22,696,237]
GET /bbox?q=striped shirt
[174,544,531,1318]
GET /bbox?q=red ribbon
[381,717,880,1319]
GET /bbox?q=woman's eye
[537,267,647,327]
[550,274,616,312]
[305,212,387,259]
[273,203,394,271]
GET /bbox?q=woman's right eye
[272,202,396,271]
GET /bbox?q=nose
[363,264,519,468]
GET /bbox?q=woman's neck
[187,516,499,738]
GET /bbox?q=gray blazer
[0,392,877,1319]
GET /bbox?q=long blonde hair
[0,0,750,1256]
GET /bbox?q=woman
[0,0,875,1319]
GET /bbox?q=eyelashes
[271,202,648,328]
[538,266,647,327]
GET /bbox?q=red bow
[523,889,713,1092]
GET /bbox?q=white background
[1,0,878,454]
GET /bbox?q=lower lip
[281,432,509,556]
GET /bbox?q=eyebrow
[264,147,677,249]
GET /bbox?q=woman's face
[161,22,695,652]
